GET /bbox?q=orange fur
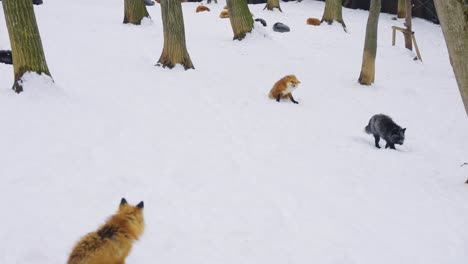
[196,5,210,12]
[306,18,321,26]
[219,10,229,18]
[268,75,301,103]
[67,199,145,264]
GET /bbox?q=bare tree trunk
[123,0,150,25]
[397,0,405,18]
[3,0,52,93]
[433,0,468,115]
[157,0,194,69]
[264,0,282,12]
[403,0,412,50]
[321,0,347,32]
[358,0,381,85]
[227,0,254,41]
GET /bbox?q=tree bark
[433,0,468,115]
[358,0,381,85]
[3,0,52,93]
[264,0,282,12]
[227,0,254,40]
[321,0,347,32]
[403,0,412,50]
[157,0,194,70]
[397,0,405,18]
[123,0,150,25]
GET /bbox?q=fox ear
[137,201,144,209]
[120,198,127,206]
[402,128,406,133]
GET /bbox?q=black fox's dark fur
[0,50,12,65]
[365,114,406,150]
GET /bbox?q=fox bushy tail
[364,121,371,134]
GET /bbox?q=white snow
[0,1,467,263]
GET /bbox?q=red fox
[306,18,321,26]
[268,75,301,104]
[219,9,229,18]
[67,198,145,264]
[196,5,210,12]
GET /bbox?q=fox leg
[374,136,381,148]
[276,94,281,102]
[388,143,396,150]
[287,93,299,104]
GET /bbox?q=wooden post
[412,33,422,62]
[404,0,412,50]
[391,26,423,61]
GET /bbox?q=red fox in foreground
[268,75,301,104]
[67,198,145,264]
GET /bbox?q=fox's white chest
[281,83,297,95]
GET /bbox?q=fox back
[67,198,145,264]
[219,10,229,18]
[196,5,210,12]
[306,18,321,26]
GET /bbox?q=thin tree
[227,0,254,41]
[264,0,282,12]
[397,0,405,18]
[157,0,194,69]
[123,0,150,25]
[321,0,347,32]
[433,0,468,115]
[358,0,381,85]
[3,0,52,93]
[403,0,412,50]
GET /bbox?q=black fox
[365,114,406,150]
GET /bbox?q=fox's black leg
[276,94,281,102]
[288,94,299,104]
[374,136,381,148]
[389,144,396,150]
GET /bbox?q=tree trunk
[433,0,468,115]
[397,0,405,18]
[123,0,150,25]
[264,0,282,12]
[358,0,381,85]
[157,0,194,70]
[227,0,254,40]
[2,0,52,93]
[403,0,412,50]
[321,0,347,32]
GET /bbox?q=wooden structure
[392,26,423,61]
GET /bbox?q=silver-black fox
[365,114,406,150]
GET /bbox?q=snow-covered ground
[0,0,467,263]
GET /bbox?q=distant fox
[268,75,301,104]
[219,9,229,18]
[67,198,145,264]
[306,18,321,26]
[196,5,210,12]
[365,114,406,149]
